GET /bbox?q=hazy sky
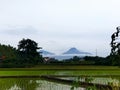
[0,0,120,56]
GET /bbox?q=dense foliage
[18,38,43,65]
[45,56,108,65]
[0,38,43,67]
[0,44,17,60]
[109,26,120,65]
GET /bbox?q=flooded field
[0,66,119,90]
[0,77,85,90]
[0,76,120,90]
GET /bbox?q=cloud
[0,0,119,57]
[0,25,38,36]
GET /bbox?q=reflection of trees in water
[0,78,14,90]
[15,78,39,90]
[0,78,39,90]
[0,78,80,90]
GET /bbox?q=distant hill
[40,48,92,60]
[40,50,55,56]
[63,47,91,55]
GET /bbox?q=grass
[33,65,120,70]
[0,65,119,76]
[0,65,119,71]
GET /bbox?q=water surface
[0,76,120,90]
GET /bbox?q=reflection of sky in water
[1,77,120,90]
[3,78,85,90]
[92,77,119,85]
[8,85,21,90]
[61,77,120,86]
[36,80,85,90]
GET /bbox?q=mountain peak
[63,47,81,54]
[63,47,91,55]
[69,47,79,51]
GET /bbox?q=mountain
[63,47,91,55]
[40,50,55,56]
[40,48,92,60]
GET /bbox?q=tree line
[41,26,120,66]
[0,26,120,67]
[0,38,43,67]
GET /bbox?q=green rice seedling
[71,76,81,90]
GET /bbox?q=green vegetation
[59,56,108,65]
[0,69,120,76]
[0,38,43,68]
[109,26,120,65]
[17,38,43,65]
[0,78,42,90]
[0,44,17,60]
[0,65,119,90]
[0,65,119,76]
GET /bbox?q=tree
[110,26,120,55]
[110,26,120,65]
[0,44,20,67]
[0,44,17,60]
[18,38,43,64]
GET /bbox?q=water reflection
[0,78,39,90]
[0,78,84,90]
[0,77,119,90]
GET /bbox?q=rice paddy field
[0,65,119,76]
[0,65,120,90]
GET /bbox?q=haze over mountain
[40,50,55,56]
[63,47,91,55]
[40,47,92,60]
